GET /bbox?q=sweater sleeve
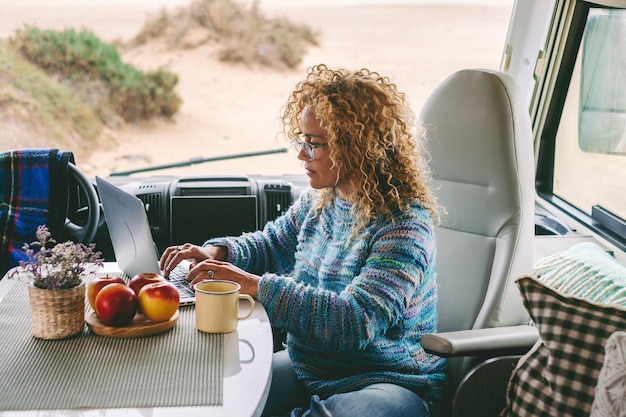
[203,190,313,275]
[257,208,436,352]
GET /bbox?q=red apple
[138,281,180,322]
[95,283,138,327]
[87,275,126,311]
[128,272,166,297]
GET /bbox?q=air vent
[264,184,292,221]
[137,193,162,227]
[138,184,159,191]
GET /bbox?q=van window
[579,10,626,155]
[548,5,626,241]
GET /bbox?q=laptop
[95,176,196,306]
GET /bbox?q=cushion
[533,242,626,306]
[501,275,626,417]
[590,331,626,417]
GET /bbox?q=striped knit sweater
[205,189,447,401]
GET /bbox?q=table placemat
[0,282,223,411]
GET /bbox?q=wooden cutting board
[85,310,179,338]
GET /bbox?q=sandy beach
[0,0,513,177]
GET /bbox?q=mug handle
[237,294,255,320]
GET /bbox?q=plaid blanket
[0,149,74,277]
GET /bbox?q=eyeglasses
[293,139,328,161]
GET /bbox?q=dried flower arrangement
[10,225,104,290]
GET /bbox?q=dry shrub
[130,0,319,69]
[190,0,246,36]
[132,9,170,46]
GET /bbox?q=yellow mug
[194,280,255,333]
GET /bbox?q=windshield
[0,0,514,178]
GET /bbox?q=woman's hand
[186,259,260,298]
[159,243,226,277]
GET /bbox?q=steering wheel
[63,163,100,244]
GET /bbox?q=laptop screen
[170,195,258,246]
[95,176,161,278]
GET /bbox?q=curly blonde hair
[281,64,438,235]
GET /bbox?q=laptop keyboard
[166,266,195,299]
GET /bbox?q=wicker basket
[28,283,85,339]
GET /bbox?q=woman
[160,64,447,417]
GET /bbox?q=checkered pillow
[501,276,626,417]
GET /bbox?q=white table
[0,263,274,417]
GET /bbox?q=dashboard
[93,174,310,261]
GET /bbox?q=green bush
[0,43,103,149]
[10,27,181,122]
